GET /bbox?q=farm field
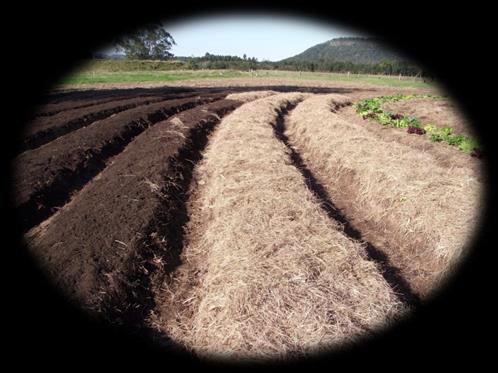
[15,78,484,362]
[61,64,433,89]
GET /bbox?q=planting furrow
[152,93,405,361]
[33,95,140,118]
[284,94,482,298]
[22,93,196,152]
[33,89,198,118]
[15,94,223,231]
[25,98,242,317]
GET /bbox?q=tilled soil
[15,85,482,362]
[22,92,205,152]
[32,89,201,118]
[33,94,152,118]
[15,94,224,231]
[25,98,242,314]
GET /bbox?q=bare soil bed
[33,88,198,118]
[14,83,483,362]
[22,92,206,152]
[33,93,153,118]
[15,94,224,231]
[25,98,243,313]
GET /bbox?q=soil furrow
[24,99,242,317]
[32,88,200,118]
[15,94,223,231]
[22,93,198,152]
[272,105,420,307]
[33,95,142,118]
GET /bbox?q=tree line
[182,55,422,76]
[103,23,424,76]
[93,52,424,76]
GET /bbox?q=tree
[115,23,175,60]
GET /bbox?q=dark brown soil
[15,94,224,231]
[33,88,203,117]
[25,98,242,316]
[33,94,145,118]
[21,93,201,152]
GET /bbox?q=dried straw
[285,94,482,298]
[153,93,405,361]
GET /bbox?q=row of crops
[354,94,483,158]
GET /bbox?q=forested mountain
[282,37,404,64]
[92,37,423,76]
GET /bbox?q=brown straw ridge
[284,94,482,298]
[152,93,405,361]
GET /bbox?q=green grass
[60,59,433,88]
[61,70,249,84]
[261,70,432,88]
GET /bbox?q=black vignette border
[2,1,494,370]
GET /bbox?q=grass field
[62,60,432,89]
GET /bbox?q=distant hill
[281,37,406,64]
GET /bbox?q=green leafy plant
[458,138,480,153]
[427,127,452,142]
[377,112,392,126]
[355,95,482,156]
[354,94,437,127]
[406,116,421,128]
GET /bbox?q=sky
[160,14,365,62]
